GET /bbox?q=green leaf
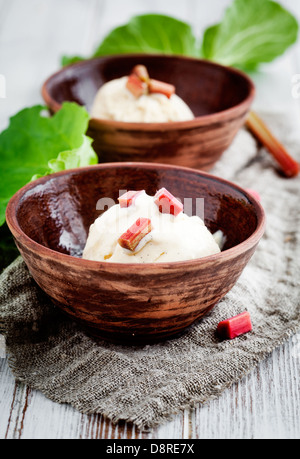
[47,135,97,173]
[0,102,98,226]
[201,24,220,61]
[201,0,299,69]
[61,55,85,67]
[62,14,198,65]
[94,14,197,56]
[62,4,298,70]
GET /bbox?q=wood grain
[1,0,300,440]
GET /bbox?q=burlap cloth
[0,113,300,431]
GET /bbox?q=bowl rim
[41,53,256,131]
[6,162,266,272]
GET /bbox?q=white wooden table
[0,0,300,439]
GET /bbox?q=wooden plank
[0,0,10,21]
[189,337,300,439]
[0,359,21,439]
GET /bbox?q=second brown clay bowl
[42,54,255,171]
[6,163,265,344]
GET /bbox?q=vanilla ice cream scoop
[90,75,194,123]
[82,190,220,264]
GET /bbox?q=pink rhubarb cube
[118,190,144,208]
[154,188,183,216]
[217,311,253,340]
[118,218,153,252]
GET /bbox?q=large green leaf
[201,0,299,69]
[62,4,298,70]
[0,103,97,226]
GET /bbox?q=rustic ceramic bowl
[42,54,255,171]
[6,163,265,344]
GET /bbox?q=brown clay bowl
[6,163,265,344]
[42,54,255,171]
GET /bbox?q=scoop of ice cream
[82,191,220,264]
[90,76,194,123]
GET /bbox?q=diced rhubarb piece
[246,189,261,202]
[148,79,175,99]
[246,111,300,178]
[154,188,183,216]
[118,218,152,252]
[132,65,150,83]
[126,74,148,98]
[217,311,252,340]
[118,190,144,208]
